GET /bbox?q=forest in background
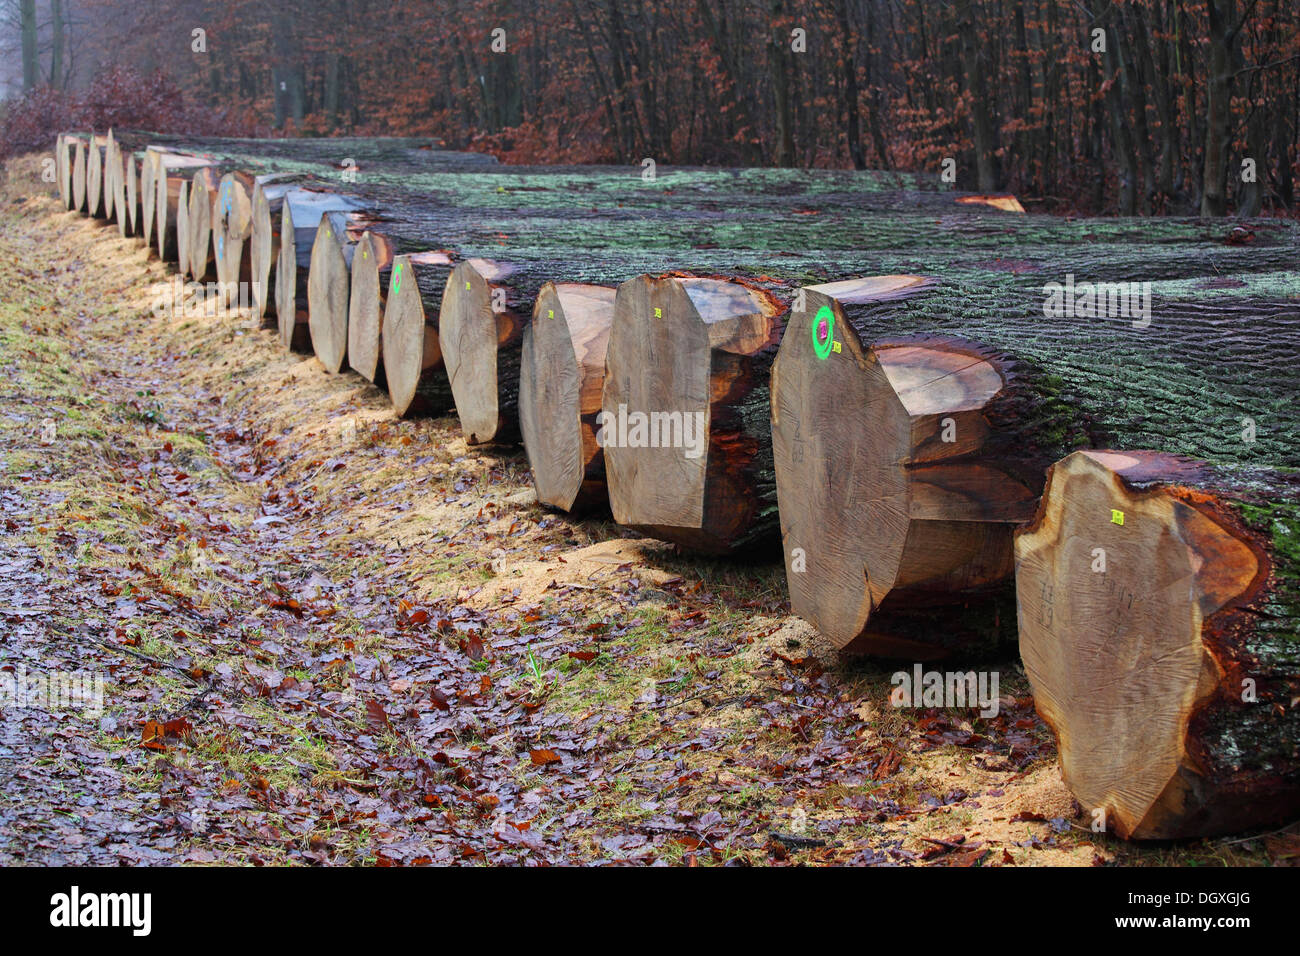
[1,0,1298,217]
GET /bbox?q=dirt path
[0,156,1277,866]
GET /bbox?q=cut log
[519,283,617,512]
[1015,449,1300,839]
[101,129,119,226]
[56,133,78,210]
[307,210,362,373]
[84,133,106,218]
[769,276,1086,655]
[71,136,87,213]
[213,171,257,305]
[381,252,457,417]
[439,259,539,444]
[346,231,398,384]
[175,179,192,276]
[140,149,158,250]
[602,274,787,555]
[275,189,361,353]
[155,152,212,263]
[250,175,315,323]
[186,166,221,282]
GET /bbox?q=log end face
[604,275,712,537]
[1014,450,1235,839]
[347,232,382,382]
[441,261,506,444]
[773,288,913,649]
[307,217,350,373]
[521,285,588,511]
[382,256,433,418]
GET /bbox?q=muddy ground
[0,155,1289,866]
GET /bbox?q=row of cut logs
[53,130,1300,841]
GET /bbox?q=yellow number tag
[1111,509,1125,526]
[654,307,662,318]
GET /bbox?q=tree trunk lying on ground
[381,252,457,417]
[249,174,317,323]
[308,208,372,372]
[276,188,362,352]
[519,282,617,512]
[439,258,543,445]
[186,166,221,281]
[55,134,76,210]
[85,133,107,218]
[347,231,401,385]
[154,151,213,264]
[603,273,787,555]
[71,136,87,213]
[213,171,258,306]
[1015,449,1300,840]
[120,150,145,239]
[770,275,1086,656]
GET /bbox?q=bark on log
[770,275,1086,655]
[1015,449,1300,839]
[603,274,787,555]
[381,252,457,417]
[518,282,617,512]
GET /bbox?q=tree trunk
[250,174,318,323]
[50,0,66,89]
[308,208,368,373]
[1016,449,1300,839]
[603,274,787,555]
[155,154,213,263]
[213,171,258,305]
[1201,0,1239,217]
[71,137,87,213]
[519,282,616,512]
[19,0,38,92]
[274,190,358,352]
[347,231,405,385]
[770,275,1078,655]
[381,252,456,417]
[439,258,539,445]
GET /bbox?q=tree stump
[1016,449,1300,839]
[519,282,617,512]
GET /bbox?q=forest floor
[0,154,1292,866]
